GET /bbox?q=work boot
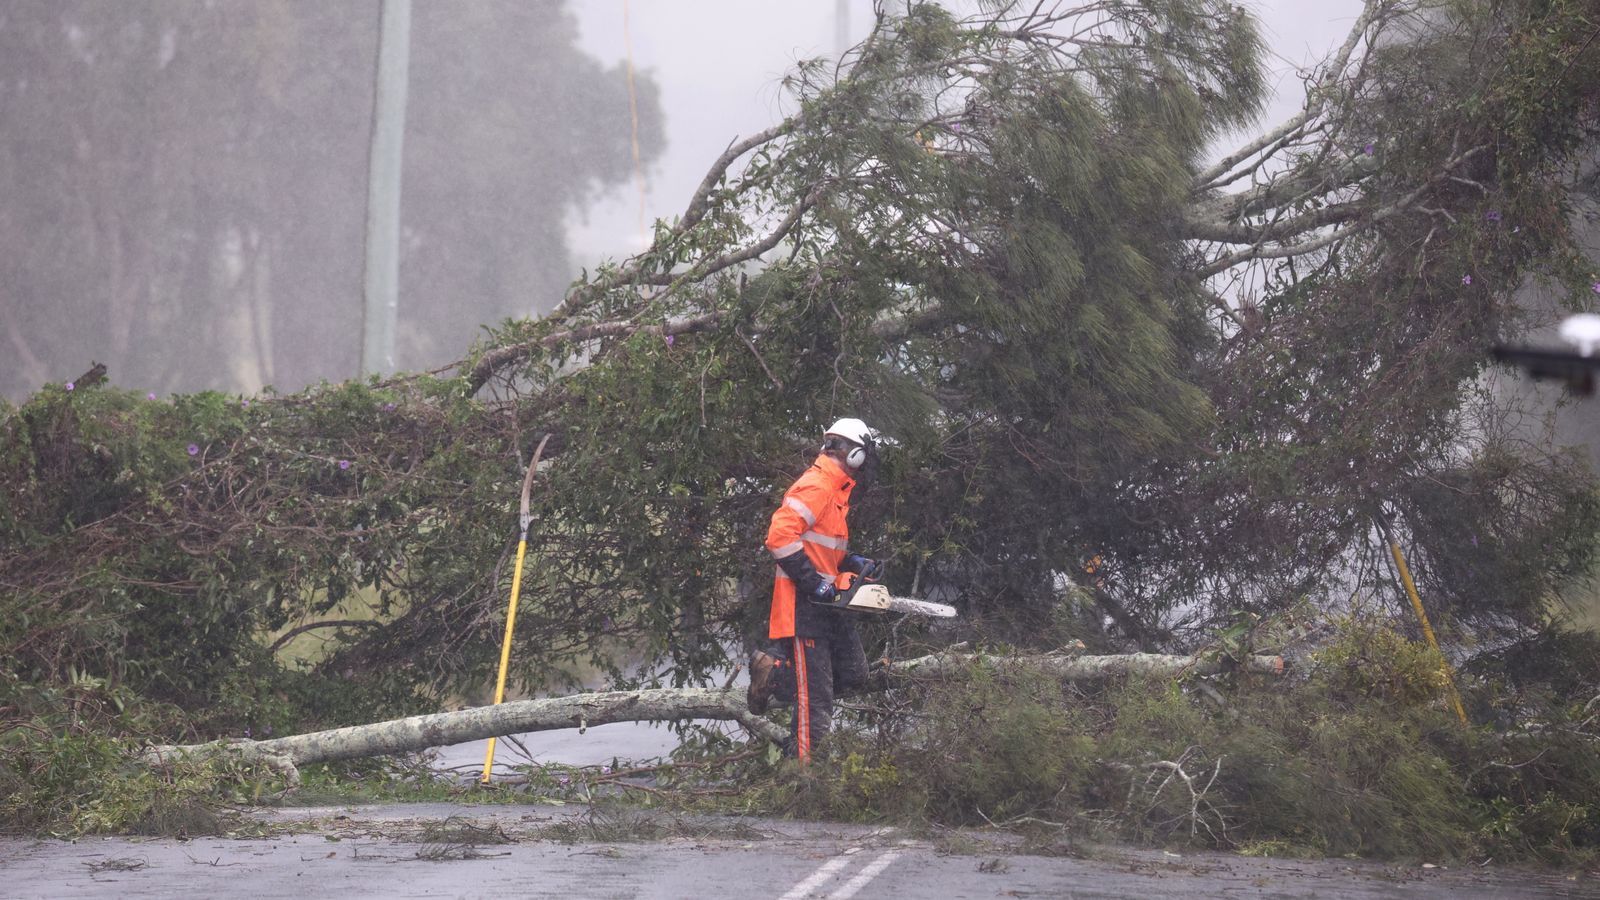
[747,649,778,714]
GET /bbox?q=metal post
[361,0,411,377]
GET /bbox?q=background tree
[0,0,662,398]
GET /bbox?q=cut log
[142,651,1286,775]
[886,650,1286,681]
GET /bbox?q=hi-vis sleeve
[766,484,824,559]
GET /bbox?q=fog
[0,0,1381,402]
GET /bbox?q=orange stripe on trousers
[793,636,810,762]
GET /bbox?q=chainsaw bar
[827,578,959,618]
[884,596,958,618]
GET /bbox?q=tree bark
[142,651,1285,775]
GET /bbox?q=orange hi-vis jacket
[765,453,856,639]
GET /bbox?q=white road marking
[826,850,902,899]
[779,855,854,900]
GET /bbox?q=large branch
[546,121,796,323]
[1194,0,1385,191]
[142,651,1286,776]
[466,313,721,393]
[1193,160,1372,224]
[886,649,1286,681]
[457,125,802,393]
[463,195,810,392]
[1179,199,1367,245]
[1193,144,1491,279]
[636,197,812,288]
[144,686,781,771]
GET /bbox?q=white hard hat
[823,418,876,446]
[1560,313,1600,357]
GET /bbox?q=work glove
[840,554,882,579]
[810,581,839,605]
[776,550,827,595]
[777,550,843,607]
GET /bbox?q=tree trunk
[142,651,1285,776]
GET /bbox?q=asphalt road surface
[3,803,1595,899]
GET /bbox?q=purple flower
[338,459,351,470]
[557,774,571,785]
[1592,282,1600,295]
[244,727,252,738]
[187,444,200,456]
[1363,142,1375,156]
[951,122,964,134]
[382,402,396,412]
[147,392,157,401]
[665,334,675,347]
[1485,210,1501,223]
[601,765,612,775]
[240,399,250,409]
[65,382,74,392]
[1462,275,1473,286]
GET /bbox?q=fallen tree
[7,0,1600,740]
[142,650,1286,780]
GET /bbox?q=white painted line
[779,854,854,900]
[826,850,902,899]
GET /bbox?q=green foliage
[0,667,273,836]
[1401,446,1600,624]
[1317,616,1457,707]
[727,616,1600,865]
[287,757,475,807]
[0,728,283,838]
[749,749,926,825]
[906,665,1097,824]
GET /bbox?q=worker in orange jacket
[746,418,879,762]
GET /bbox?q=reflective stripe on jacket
[765,453,855,639]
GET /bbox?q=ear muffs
[845,444,867,469]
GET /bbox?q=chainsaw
[814,568,958,618]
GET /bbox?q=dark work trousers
[768,614,868,761]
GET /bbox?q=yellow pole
[480,536,528,782]
[480,434,550,784]
[1387,539,1469,726]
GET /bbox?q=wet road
[2,804,1594,899]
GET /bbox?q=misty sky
[566,0,1368,267]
